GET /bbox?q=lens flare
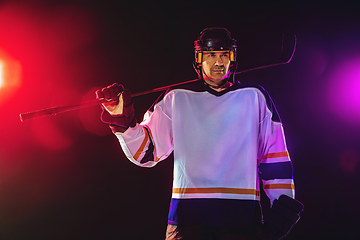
[339,149,359,174]
[0,49,22,105]
[0,62,3,88]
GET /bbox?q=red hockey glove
[95,83,136,132]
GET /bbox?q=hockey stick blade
[235,32,297,74]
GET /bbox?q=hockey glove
[95,83,136,132]
[262,195,304,240]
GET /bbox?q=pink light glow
[327,57,360,125]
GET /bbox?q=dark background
[0,0,359,239]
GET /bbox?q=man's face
[201,50,231,86]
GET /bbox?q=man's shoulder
[232,82,266,93]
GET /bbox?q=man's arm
[96,83,174,167]
[256,88,303,239]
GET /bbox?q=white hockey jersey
[115,80,294,227]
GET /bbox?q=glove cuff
[100,108,136,130]
[109,119,137,133]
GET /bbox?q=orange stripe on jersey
[263,183,295,190]
[261,151,289,160]
[133,127,149,160]
[173,187,260,196]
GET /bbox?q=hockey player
[96,27,303,240]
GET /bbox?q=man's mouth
[212,68,224,73]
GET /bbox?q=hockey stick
[19,33,296,122]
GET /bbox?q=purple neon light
[327,57,360,124]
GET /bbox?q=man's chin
[210,74,226,80]
[209,78,228,87]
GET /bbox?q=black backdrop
[0,0,359,239]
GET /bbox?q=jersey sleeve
[114,93,174,168]
[257,89,295,205]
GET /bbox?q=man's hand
[95,83,136,132]
[95,83,124,115]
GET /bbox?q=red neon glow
[0,62,3,88]
[79,87,111,136]
[0,1,102,219]
[31,117,75,151]
[0,1,100,149]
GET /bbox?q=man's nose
[214,55,223,65]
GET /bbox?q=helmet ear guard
[195,51,203,65]
[229,50,235,62]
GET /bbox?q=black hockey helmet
[194,27,237,80]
